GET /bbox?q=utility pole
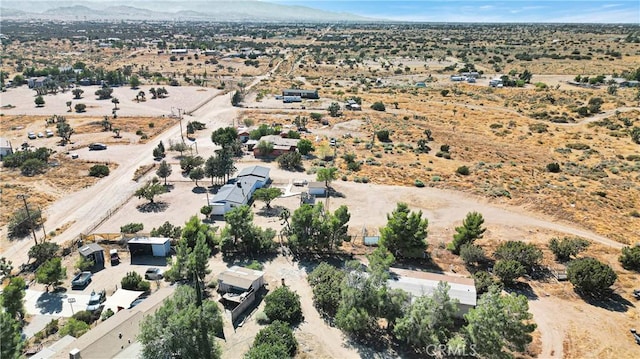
[178,108,185,144]
[16,194,38,245]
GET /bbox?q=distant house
[283,95,302,103]
[218,266,265,322]
[461,71,480,79]
[0,137,13,159]
[127,237,171,257]
[78,243,105,270]
[237,128,250,143]
[209,166,270,215]
[387,268,477,317]
[170,49,188,54]
[253,135,299,158]
[27,76,48,89]
[282,88,319,99]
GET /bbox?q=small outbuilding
[308,182,327,196]
[127,237,171,257]
[78,243,105,270]
[0,137,13,159]
[218,266,265,293]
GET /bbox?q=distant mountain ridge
[1,1,374,22]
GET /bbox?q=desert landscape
[1,6,639,359]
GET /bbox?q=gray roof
[238,165,270,179]
[210,175,261,205]
[0,137,11,149]
[78,243,103,257]
[258,135,300,148]
[283,88,317,94]
[128,237,170,245]
[387,268,477,307]
[308,181,326,189]
[218,266,264,290]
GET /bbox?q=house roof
[31,335,76,359]
[238,165,270,179]
[78,243,104,257]
[283,88,317,94]
[210,176,261,205]
[258,135,299,148]
[127,237,170,245]
[387,268,477,307]
[308,181,326,189]
[218,266,264,291]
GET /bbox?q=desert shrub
[59,318,90,338]
[494,241,542,272]
[277,152,302,171]
[371,101,386,111]
[73,310,99,325]
[101,308,115,321]
[89,164,110,177]
[546,162,561,173]
[150,222,182,239]
[251,321,298,357]
[566,143,590,150]
[21,158,48,176]
[75,256,94,271]
[255,311,270,324]
[456,166,470,176]
[619,245,640,271]
[473,271,501,295]
[528,123,548,133]
[121,271,151,292]
[414,179,425,187]
[246,260,263,271]
[44,319,59,335]
[548,237,590,262]
[376,130,390,142]
[567,258,617,296]
[460,243,485,265]
[120,223,144,234]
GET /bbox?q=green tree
[619,245,640,271]
[494,241,542,273]
[287,203,350,252]
[135,181,167,204]
[35,95,45,107]
[1,276,26,320]
[150,222,182,239]
[264,286,303,325]
[180,155,205,174]
[244,343,289,359]
[9,205,44,239]
[379,203,428,258]
[395,282,459,353]
[66,101,72,111]
[248,320,297,358]
[221,206,275,255]
[297,139,314,155]
[327,102,341,117]
[1,311,25,358]
[334,267,378,336]
[139,285,223,359]
[277,152,302,171]
[256,140,274,156]
[120,223,144,234]
[367,244,395,283]
[72,88,83,99]
[36,258,66,291]
[28,242,59,266]
[464,286,536,359]
[180,216,217,249]
[111,97,119,109]
[0,257,13,277]
[548,237,590,262]
[95,87,113,100]
[307,262,345,317]
[189,167,205,187]
[56,117,74,144]
[252,187,283,209]
[20,158,47,176]
[588,97,603,114]
[156,160,172,185]
[129,75,141,89]
[567,258,617,296]
[448,211,486,254]
[493,259,526,285]
[231,90,244,106]
[316,167,338,188]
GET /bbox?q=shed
[282,88,319,99]
[127,237,171,257]
[78,243,105,269]
[308,182,327,196]
[0,137,13,159]
[218,266,265,293]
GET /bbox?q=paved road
[24,289,90,317]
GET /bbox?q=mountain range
[0,1,373,22]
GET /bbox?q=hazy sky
[269,0,640,23]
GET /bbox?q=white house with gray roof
[209,166,270,215]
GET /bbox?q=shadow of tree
[191,186,206,194]
[137,201,169,213]
[35,292,65,315]
[580,290,634,313]
[256,205,286,218]
[505,282,539,300]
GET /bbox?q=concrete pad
[23,315,61,339]
[25,289,90,317]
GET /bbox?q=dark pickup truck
[71,271,92,289]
